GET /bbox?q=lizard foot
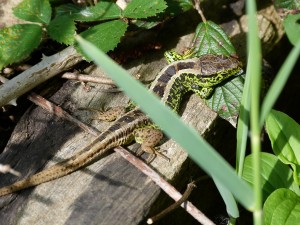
[134,127,169,163]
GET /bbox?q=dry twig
[193,0,207,22]
[0,75,99,136]
[62,72,116,86]
[147,181,197,224]
[0,164,21,177]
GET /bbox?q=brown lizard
[0,52,243,196]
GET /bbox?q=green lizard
[0,50,243,196]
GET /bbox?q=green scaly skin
[0,50,243,196]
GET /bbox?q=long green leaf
[260,40,300,128]
[236,67,251,176]
[213,177,239,219]
[246,1,263,223]
[75,36,254,209]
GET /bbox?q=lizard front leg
[133,127,169,162]
[83,100,136,122]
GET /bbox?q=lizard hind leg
[133,127,169,163]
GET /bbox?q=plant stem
[236,75,250,177]
[246,0,263,224]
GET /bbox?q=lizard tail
[0,166,65,196]
[0,109,142,197]
[0,141,111,197]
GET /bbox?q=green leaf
[274,0,300,10]
[47,15,76,45]
[131,0,193,29]
[164,0,193,16]
[213,176,239,218]
[55,2,121,22]
[192,21,237,56]
[206,75,244,124]
[75,36,255,210]
[13,0,51,24]
[0,24,42,70]
[242,152,299,202]
[264,188,300,225]
[283,13,300,45]
[55,3,82,17]
[266,110,300,184]
[191,21,244,123]
[123,0,167,19]
[171,0,193,11]
[82,1,121,21]
[75,20,127,58]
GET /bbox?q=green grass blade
[213,176,239,219]
[260,40,300,128]
[75,36,254,209]
[246,0,263,223]
[236,70,251,177]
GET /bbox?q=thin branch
[193,0,207,22]
[62,72,116,86]
[0,76,17,106]
[147,181,197,224]
[24,87,215,224]
[115,146,215,225]
[27,93,100,136]
[20,85,215,224]
[0,75,99,136]
[0,164,21,177]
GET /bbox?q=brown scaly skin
[0,53,243,196]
